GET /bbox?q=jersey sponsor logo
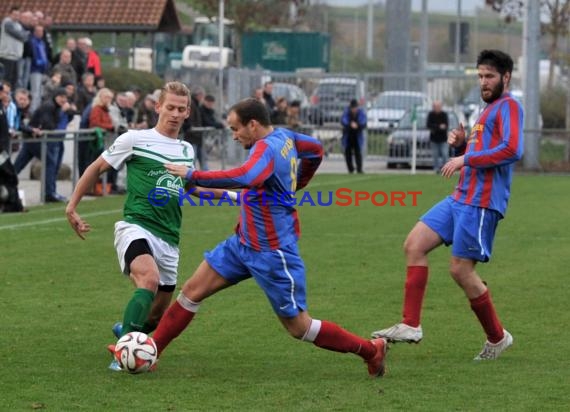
[156,173,185,195]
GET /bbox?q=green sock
[140,321,156,335]
[121,288,155,335]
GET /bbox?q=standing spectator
[286,100,303,131]
[270,96,288,125]
[15,87,75,202]
[0,81,17,132]
[87,88,115,190]
[426,100,449,173]
[59,37,86,79]
[181,86,207,170]
[29,25,50,113]
[51,49,78,86]
[0,6,29,88]
[341,99,366,174]
[78,37,101,78]
[16,10,34,90]
[372,50,523,361]
[76,72,96,113]
[262,81,276,112]
[0,82,25,213]
[252,87,266,106]
[200,94,224,129]
[134,93,159,129]
[34,11,54,64]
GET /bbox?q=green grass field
[1,174,569,411]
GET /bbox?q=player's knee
[132,270,159,292]
[404,235,422,257]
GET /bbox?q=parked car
[272,82,310,108]
[367,91,431,132]
[386,107,460,169]
[309,77,366,124]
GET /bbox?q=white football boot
[474,329,513,360]
[371,323,423,343]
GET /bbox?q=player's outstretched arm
[65,156,112,239]
[293,132,324,190]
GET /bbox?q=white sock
[177,292,201,313]
[301,319,322,342]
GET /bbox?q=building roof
[0,0,181,32]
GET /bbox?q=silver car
[386,107,459,169]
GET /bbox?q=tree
[486,0,570,89]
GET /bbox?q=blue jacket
[30,36,49,74]
[341,107,367,149]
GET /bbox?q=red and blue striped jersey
[192,128,323,251]
[452,92,524,216]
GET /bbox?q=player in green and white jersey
[66,81,225,370]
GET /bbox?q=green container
[241,31,330,72]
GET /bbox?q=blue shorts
[204,235,307,317]
[420,197,501,262]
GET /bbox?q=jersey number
[290,157,298,192]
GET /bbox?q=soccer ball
[114,332,157,373]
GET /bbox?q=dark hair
[204,94,216,102]
[290,100,301,108]
[230,98,271,127]
[349,98,359,108]
[476,49,514,76]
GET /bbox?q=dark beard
[481,78,504,103]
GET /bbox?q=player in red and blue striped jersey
[373,50,522,361]
[153,98,388,377]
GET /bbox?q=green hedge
[103,68,164,95]
[541,87,567,129]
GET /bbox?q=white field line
[0,209,122,231]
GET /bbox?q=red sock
[152,301,196,356]
[402,266,428,327]
[470,289,504,343]
[313,320,376,360]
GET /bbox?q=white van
[181,45,234,69]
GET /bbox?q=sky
[320,0,487,16]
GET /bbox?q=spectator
[95,76,106,90]
[78,37,101,77]
[252,87,266,106]
[42,70,62,103]
[270,96,288,125]
[60,37,86,79]
[341,99,366,174]
[262,81,276,112]
[0,6,29,88]
[14,87,74,202]
[286,100,302,131]
[29,25,50,113]
[16,10,35,90]
[200,94,224,129]
[34,11,54,64]
[76,72,96,113]
[51,49,78,86]
[135,93,159,129]
[426,100,449,173]
[0,82,25,213]
[181,86,207,170]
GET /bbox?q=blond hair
[92,88,114,107]
[159,81,191,106]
